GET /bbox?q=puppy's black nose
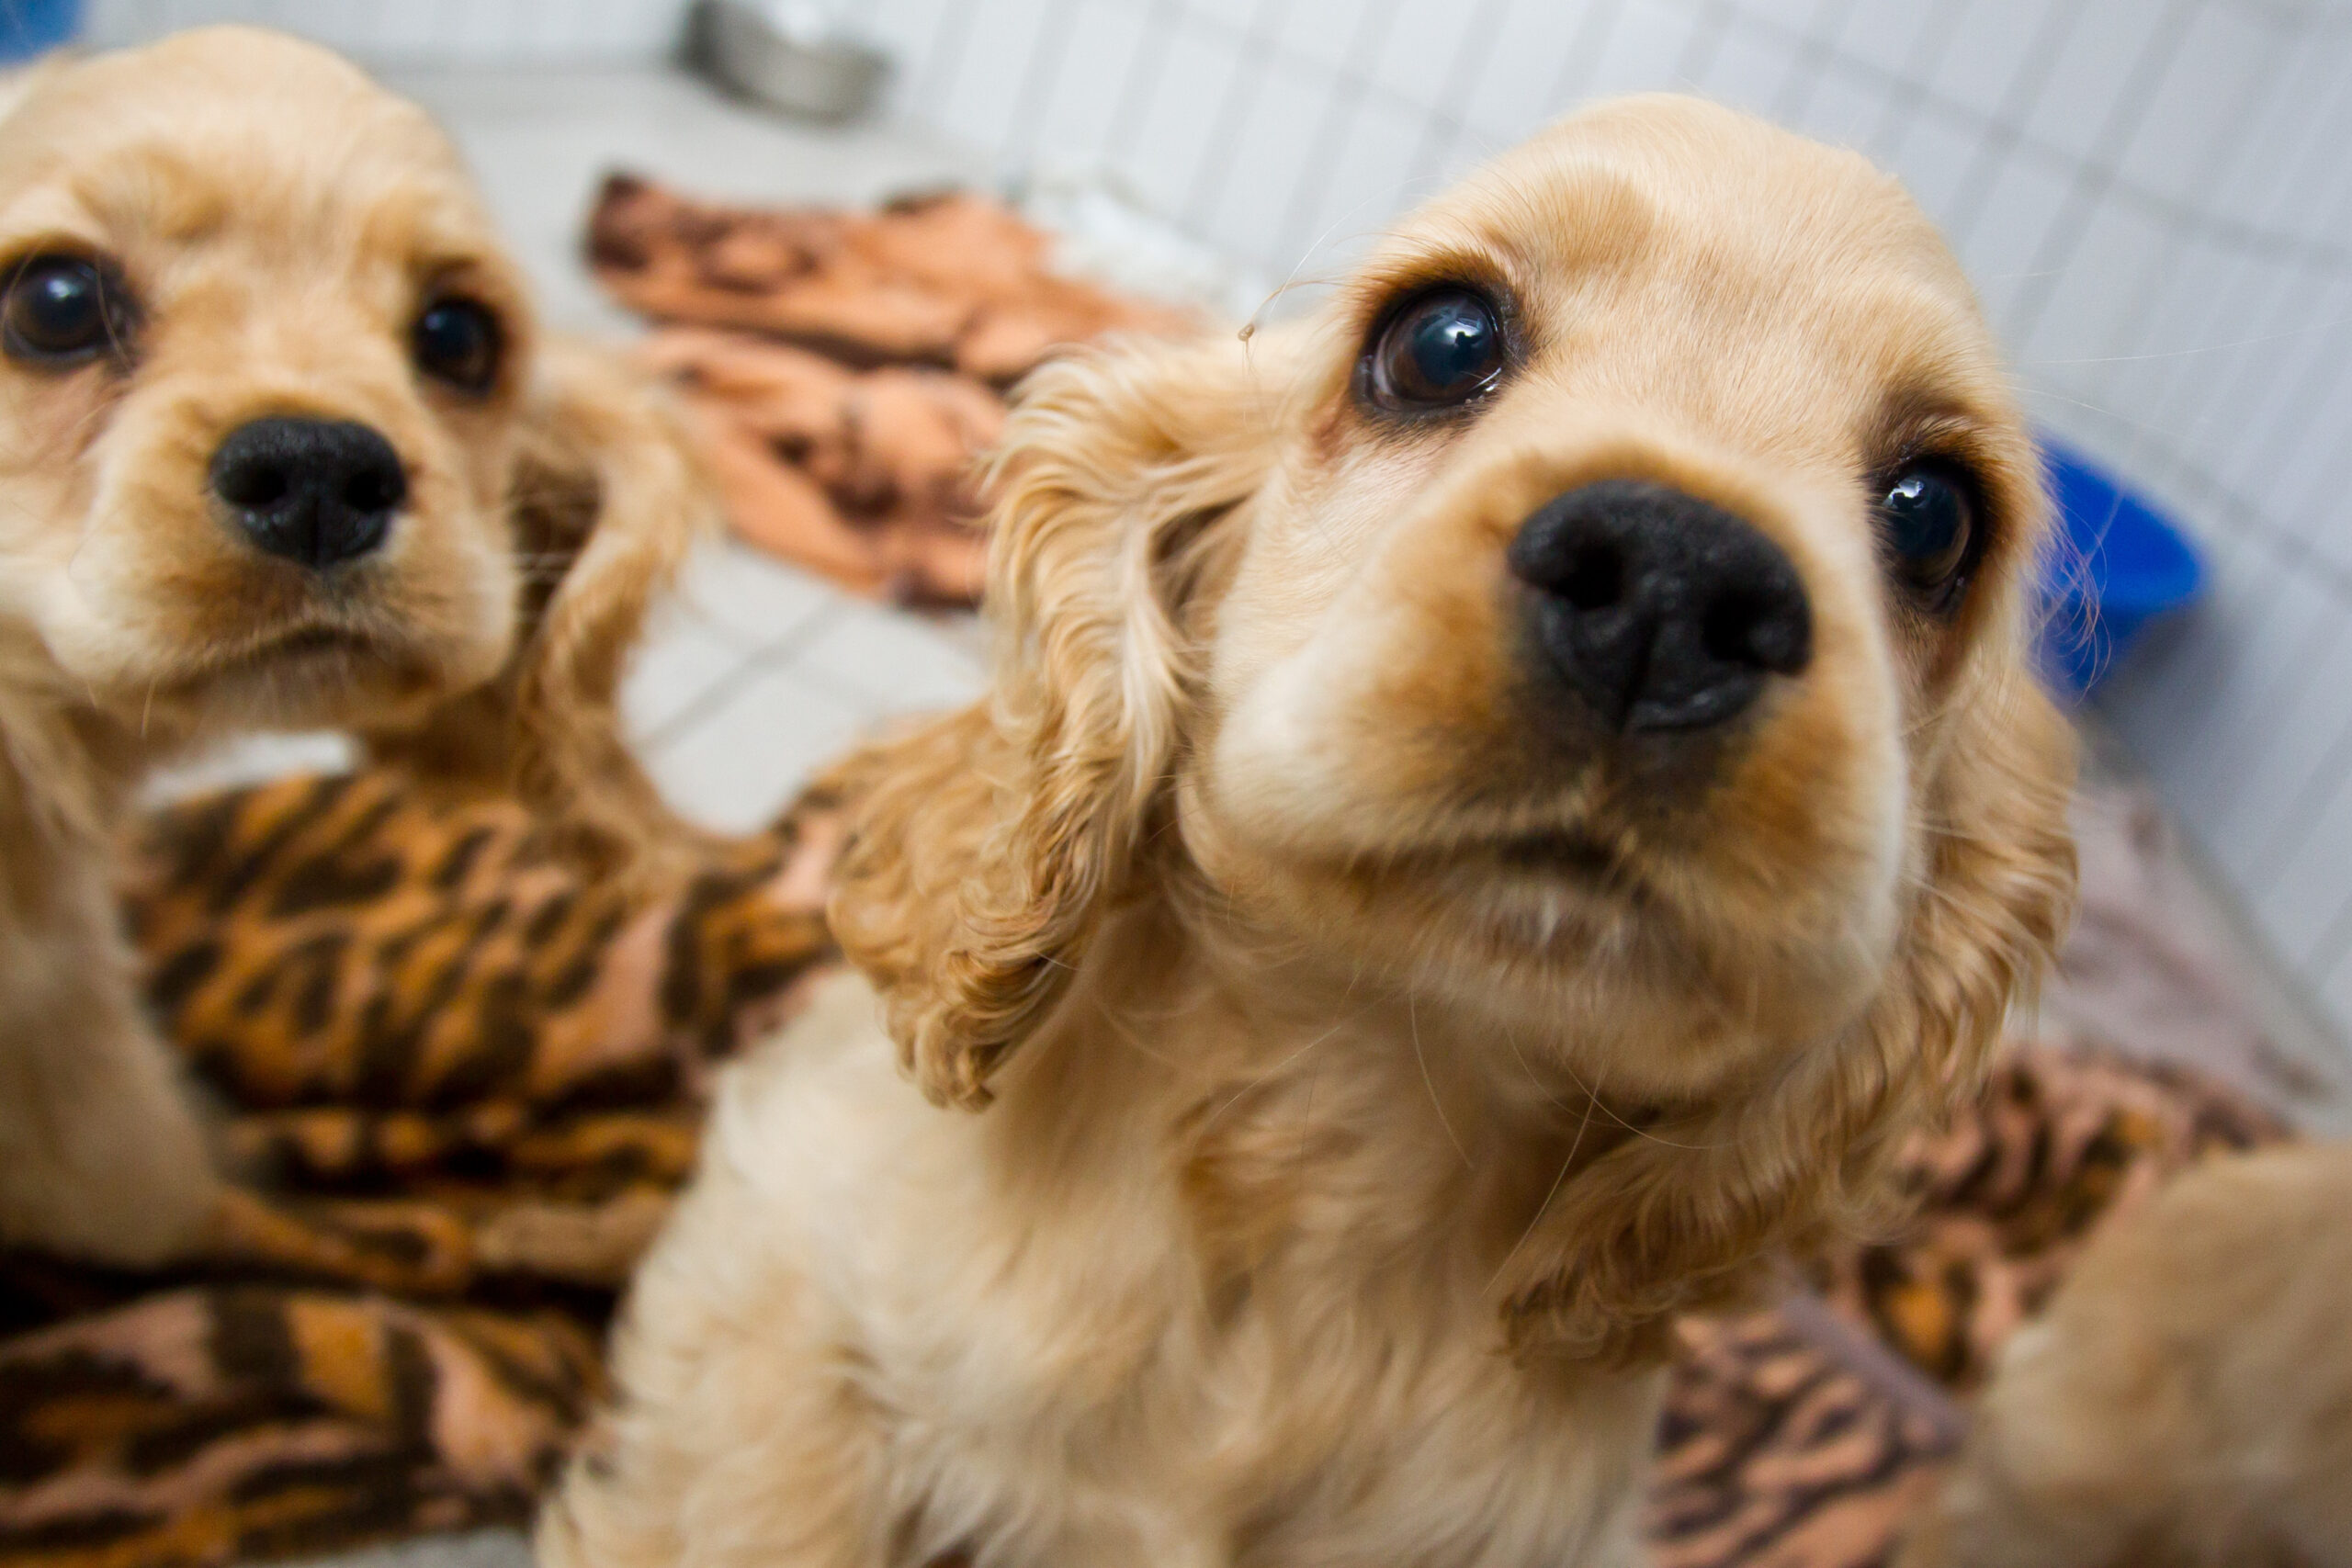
[209,417,406,570]
[1509,479,1811,732]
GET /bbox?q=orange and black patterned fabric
[1816,1043,2284,1393]
[0,771,842,1568]
[0,769,2291,1568]
[1649,1299,1961,1568]
[1645,1047,2284,1568]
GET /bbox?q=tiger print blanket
[0,772,2285,1568]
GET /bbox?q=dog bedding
[0,769,2284,1568]
[586,176,1193,606]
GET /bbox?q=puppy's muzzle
[1509,479,1810,732]
[210,417,407,570]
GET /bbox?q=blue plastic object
[0,0,76,61]
[2035,437,2203,699]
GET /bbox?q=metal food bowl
[690,0,891,123]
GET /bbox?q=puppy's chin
[1189,791,1898,1089]
[31,482,523,737]
[164,629,481,731]
[55,613,511,739]
[1193,662,1908,1083]
[1193,474,1913,1078]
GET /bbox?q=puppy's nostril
[1701,584,1812,677]
[1702,592,1767,667]
[216,459,290,510]
[343,467,405,514]
[1558,547,1623,611]
[1735,597,1807,674]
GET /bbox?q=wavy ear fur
[828,333,1283,1108]
[1497,671,2079,1362]
[368,336,715,879]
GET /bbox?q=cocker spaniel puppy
[1901,1140,2352,1568]
[543,96,2075,1568]
[0,28,707,1266]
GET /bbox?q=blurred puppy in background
[544,96,2075,1568]
[0,28,709,1266]
[1901,1140,2352,1568]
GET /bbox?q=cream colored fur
[543,97,2076,1568]
[1900,1141,2352,1568]
[0,28,711,1266]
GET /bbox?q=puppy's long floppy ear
[1498,672,2078,1363]
[829,332,1286,1109]
[369,337,716,876]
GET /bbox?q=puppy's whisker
[1196,1011,1354,1134]
[2015,387,2201,446]
[1250,232,1348,340]
[1487,1062,1605,1299]
[1501,1022,1574,1118]
[1408,997,1475,1170]
[1091,996,1182,1069]
[1294,1046,1327,1176]
[1525,1027,1736,1154]
[2018,314,2352,368]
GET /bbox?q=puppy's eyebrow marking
[80,157,228,243]
[1345,245,1516,329]
[1867,388,1985,468]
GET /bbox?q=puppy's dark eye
[1367,288,1504,410]
[3,254,132,367]
[413,297,503,391]
[1877,462,1977,603]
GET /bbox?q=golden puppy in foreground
[0,29,707,1266]
[543,97,2076,1568]
[1902,1140,2352,1568]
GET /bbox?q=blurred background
[50,0,2352,1096]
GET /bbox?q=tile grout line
[639,599,850,755]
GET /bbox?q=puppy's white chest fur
[593,968,1655,1568]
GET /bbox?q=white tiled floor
[621,540,982,834]
[621,537,986,833]
[158,66,992,833]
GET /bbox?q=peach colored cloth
[587,175,1195,604]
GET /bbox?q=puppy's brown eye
[413,297,503,392]
[3,254,132,367]
[1367,287,1504,410]
[1878,462,1977,604]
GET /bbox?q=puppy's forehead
[1363,96,1991,404]
[0,28,492,266]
